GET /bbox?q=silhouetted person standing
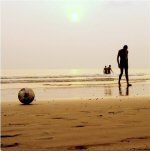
[103,66,108,74]
[117,45,132,86]
[107,65,113,74]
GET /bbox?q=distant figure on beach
[103,66,108,74]
[103,65,113,74]
[117,45,132,87]
[107,65,113,74]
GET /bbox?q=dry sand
[1,96,150,150]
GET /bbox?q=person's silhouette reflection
[104,86,112,96]
[119,86,129,96]
[126,86,129,95]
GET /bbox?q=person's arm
[111,68,114,73]
[117,51,120,68]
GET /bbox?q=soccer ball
[18,88,35,104]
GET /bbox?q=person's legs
[125,67,132,86]
[119,67,123,86]
[125,67,129,84]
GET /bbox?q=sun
[71,12,79,23]
[64,1,85,23]
[66,7,82,23]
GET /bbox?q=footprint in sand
[9,123,27,126]
[108,111,115,114]
[131,147,150,150]
[1,134,21,138]
[81,122,88,124]
[72,125,85,128]
[37,136,53,140]
[51,117,77,121]
[80,111,90,113]
[1,143,19,148]
[68,145,88,150]
[51,117,65,120]
[108,111,123,114]
[120,136,150,142]
[36,114,45,116]
[68,142,114,150]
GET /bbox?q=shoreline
[2,81,150,102]
[1,95,150,103]
[2,96,150,150]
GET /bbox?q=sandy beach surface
[1,96,150,150]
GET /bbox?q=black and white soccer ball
[18,88,35,104]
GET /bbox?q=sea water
[1,68,150,102]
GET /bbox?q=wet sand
[2,82,150,102]
[1,96,150,150]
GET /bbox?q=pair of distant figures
[103,65,113,74]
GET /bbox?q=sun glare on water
[70,69,80,75]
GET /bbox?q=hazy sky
[1,0,150,69]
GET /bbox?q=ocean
[1,68,150,102]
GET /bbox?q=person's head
[123,45,128,50]
[109,65,111,67]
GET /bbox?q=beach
[2,0,150,150]
[1,69,150,150]
[1,96,150,150]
